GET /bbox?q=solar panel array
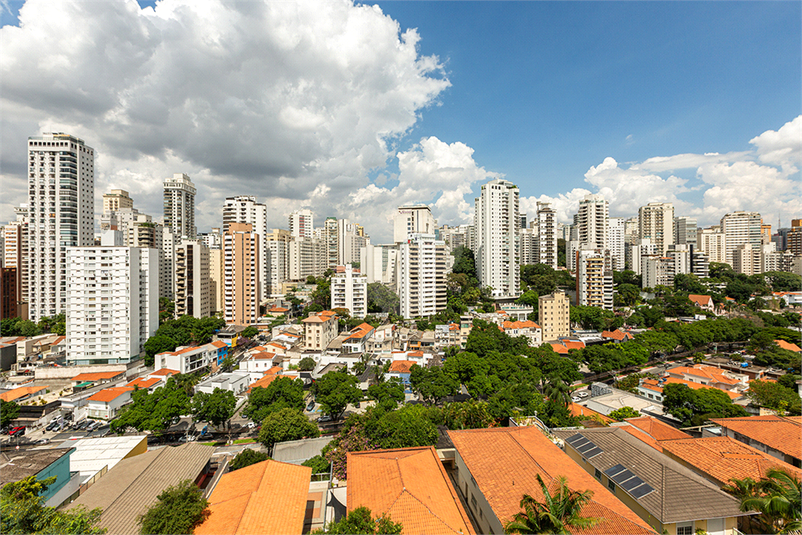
[564,433,603,459]
[604,463,655,499]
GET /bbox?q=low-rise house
[434,323,460,347]
[347,447,475,535]
[342,323,375,354]
[366,323,394,353]
[498,303,533,321]
[240,351,278,380]
[448,426,655,535]
[71,371,126,387]
[67,443,213,535]
[210,340,229,366]
[710,415,802,467]
[0,384,47,403]
[0,448,79,507]
[688,294,715,313]
[553,427,751,535]
[584,383,667,418]
[659,436,802,488]
[86,387,134,420]
[775,339,801,352]
[195,459,311,535]
[195,372,250,396]
[638,376,743,403]
[147,368,178,381]
[155,343,216,374]
[666,364,747,393]
[601,329,634,343]
[125,376,163,392]
[387,360,417,393]
[500,320,542,346]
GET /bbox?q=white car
[571,396,581,403]
[577,391,590,399]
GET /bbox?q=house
[125,376,163,392]
[638,376,742,403]
[194,372,250,396]
[0,448,79,507]
[71,371,126,387]
[584,383,666,418]
[210,340,229,366]
[775,339,801,352]
[194,459,311,535]
[500,320,542,346]
[498,303,533,321]
[302,310,338,351]
[67,443,213,535]
[155,343,216,374]
[387,360,417,393]
[447,426,656,535]
[347,447,475,535]
[619,416,691,441]
[86,387,134,420]
[709,415,802,467]
[568,402,614,425]
[342,323,375,354]
[688,294,715,313]
[366,323,394,353]
[0,384,47,403]
[665,364,746,392]
[601,329,634,343]
[659,436,802,488]
[147,368,178,381]
[553,427,751,535]
[240,351,278,379]
[58,435,148,492]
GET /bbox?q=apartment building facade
[398,234,449,318]
[163,173,196,239]
[174,239,211,319]
[639,202,674,255]
[331,264,368,318]
[538,290,570,342]
[224,223,260,326]
[474,179,520,298]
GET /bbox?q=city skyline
[1,1,800,243]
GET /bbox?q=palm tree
[723,477,765,534]
[504,474,599,534]
[742,468,801,534]
[545,376,571,409]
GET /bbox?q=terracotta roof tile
[126,377,160,389]
[623,416,692,441]
[0,385,47,402]
[619,425,662,450]
[448,427,655,534]
[668,364,740,386]
[659,436,802,486]
[550,343,569,354]
[688,294,713,306]
[88,387,134,403]
[563,340,585,350]
[247,374,282,393]
[195,459,311,535]
[211,340,228,348]
[775,339,801,352]
[710,415,802,461]
[388,360,417,374]
[653,377,742,400]
[569,403,614,424]
[150,368,179,377]
[71,371,124,381]
[347,447,474,535]
[346,323,375,340]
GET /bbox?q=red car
[9,426,25,437]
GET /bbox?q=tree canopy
[229,449,270,471]
[143,315,226,366]
[662,383,748,427]
[110,376,191,434]
[258,407,320,454]
[192,388,236,428]
[1,399,20,428]
[137,480,209,535]
[319,507,402,535]
[313,371,362,419]
[244,376,305,423]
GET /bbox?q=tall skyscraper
[638,202,674,256]
[102,189,133,214]
[576,194,608,250]
[264,229,292,296]
[474,178,520,298]
[537,201,557,269]
[223,196,268,302]
[393,205,436,243]
[224,223,260,326]
[174,238,211,319]
[674,216,698,247]
[720,211,762,266]
[163,173,196,239]
[606,217,626,271]
[519,227,538,265]
[575,247,613,310]
[398,234,448,318]
[27,133,95,321]
[66,230,158,365]
[331,264,368,318]
[289,209,314,239]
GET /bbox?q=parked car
[318,415,332,423]
[571,396,581,403]
[46,421,59,431]
[77,420,89,430]
[306,401,316,412]
[577,391,590,399]
[9,426,25,437]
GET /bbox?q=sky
[1,0,800,243]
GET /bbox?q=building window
[607,480,615,493]
[676,524,693,535]
[594,468,602,480]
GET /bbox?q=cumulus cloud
[749,115,802,174]
[0,0,450,233]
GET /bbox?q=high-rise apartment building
[732,243,761,276]
[324,217,339,268]
[720,211,762,266]
[223,196,268,301]
[0,268,17,320]
[331,264,368,318]
[699,226,727,264]
[638,202,674,255]
[537,201,557,269]
[519,227,538,266]
[576,194,608,249]
[538,290,570,342]
[642,256,674,290]
[199,228,222,250]
[264,229,292,296]
[66,230,158,365]
[288,209,314,240]
[606,217,626,271]
[174,239,211,319]
[27,133,95,321]
[398,234,448,318]
[674,217,698,247]
[224,223,260,326]
[163,173,196,239]
[288,236,328,281]
[474,179,520,298]
[360,243,398,286]
[335,218,368,266]
[575,247,613,310]
[208,248,223,315]
[161,227,176,298]
[629,238,658,276]
[102,189,133,214]
[393,205,436,243]
[3,216,28,319]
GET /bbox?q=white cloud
[0,0,450,234]
[749,115,802,174]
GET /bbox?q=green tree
[192,388,236,428]
[1,399,20,428]
[747,380,801,416]
[1,476,106,535]
[737,468,801,534]
[608,406,640,421]
[319,506,402,534]
[298,357,317,371]
[258,408,320,455]
[137,480,209,535]
[409,365,458,405]
[110,376,191,434]
[441,400,495,430]
[240,326,258,339]
[451,246,476,278]
[544,375,571,409]
[18,319,40,337]
[366,283,400,315]
[504,474,600,534]
[143,335,178,367]
[302,454,331,474]
[244,376,305,423]
[662,383,748,427]
[314,371,362,419]
[229,449,270,471]
[366,378,405,411]
[616,283,640,307]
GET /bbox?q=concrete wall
[34,363,128,381]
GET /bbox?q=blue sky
[1,1,800,239]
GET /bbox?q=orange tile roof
[150,368,179,377]
[269,306,289,313]
[668,365,740,386]
[647,377,742,400]
[408,350,424,357]
[550,343,569,354]
[659,436,802,486]
[347,447,474,535]
[388,360,417,374]
[448,427,655,534]
[602,329,633,341]
[569,402,614,424]
[623,416,691,441]
[502,320,540,330]
[0,385,47,402]
[563,340,585,351]
[195,459,311,535]
[688,294,713,306]
[126,377,161,389]
[250,351,277,360]
[776,339,801,352]
[346,323,375,340]
[87,387,134,403]
[71,371,124,381]
[211,340,228,348]
[619,425,662,450]
[247,374,282,393]
[710,415,802,460]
